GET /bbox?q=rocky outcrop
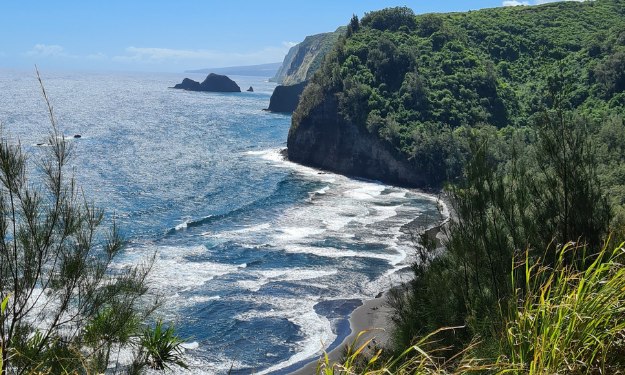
[271,27,344,85]
[266,81,307,113]
[287,93,427,187]
[247,86,254,92]
[173,78,201,91]
[172,73,241,92]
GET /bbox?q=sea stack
[247,86,254,92]
[172,73,241,92]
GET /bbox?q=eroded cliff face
[271,28,344,85]
[287,93,427,187]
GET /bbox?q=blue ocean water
[0,69,443,374]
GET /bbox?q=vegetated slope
[271,27,345,85]
[289,1,625,188]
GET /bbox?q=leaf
[1,294,9,314]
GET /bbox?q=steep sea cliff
[267,28,344,113]
[287,92,426,187]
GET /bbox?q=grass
[318,242,625,374]
[504,242,625,374]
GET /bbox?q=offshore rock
[172,73,241,92]
[173,78,201,91]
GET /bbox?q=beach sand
[289,293,393,375]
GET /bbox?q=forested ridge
[293,0,625,193]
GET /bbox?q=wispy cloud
[22,43,292,70]
[503,1,530,6]
[26,44,67,57]
[503,0,589,6]
[86,52,107,60]
[112,45,291,66]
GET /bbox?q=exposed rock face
[267,82,307,113]
[247,86,254,92]
[172,73,241,92]
[271,27,344,85]
[173,78,201,91]
[267,28,343,115]
[287,94,427,187]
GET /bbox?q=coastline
[289,293,393,375]
[289,194,450,375]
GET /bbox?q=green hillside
[291,0,625,186]
[291,4,625,371]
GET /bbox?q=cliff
[173,73,241,92]
[271,28,344,85]
[289,1,625,188]
[288,89,426,186]
[266,81,307,113]
[267,28,344,113]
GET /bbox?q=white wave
[237,267,338,292]
[386,191,407,199]
[186,295,221,304]
[315,185,330,195]
[275,226,326,241]
[234,296,334,375]
[344,185,385,200]
[181,341,200,350]
[175,221,189,230]
[156,148,450,374]
[246,148,337,183]
[205,222,271,238]
[114,245,244,293]
[282,244,401,262]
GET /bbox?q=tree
[346,14,359,37]
[0,72,184,374]
[530,75,611,261]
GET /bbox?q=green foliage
[315,328,495,374]
[319,243,625,374]
[139,320,188,371]
[0,295,7,372]
[530,100,611,258]
[505,243,625,374]
[346,14,360,37]
[361,7,417,32]
[298,0,625,188]
[388,100,612,355]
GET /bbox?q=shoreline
[288,291,394,375]
[288,195,450,375]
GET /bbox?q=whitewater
[0,69,444,374]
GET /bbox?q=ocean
[0,69,444,374]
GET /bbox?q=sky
[0,0,582,73]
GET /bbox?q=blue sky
[0,0,579,72]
